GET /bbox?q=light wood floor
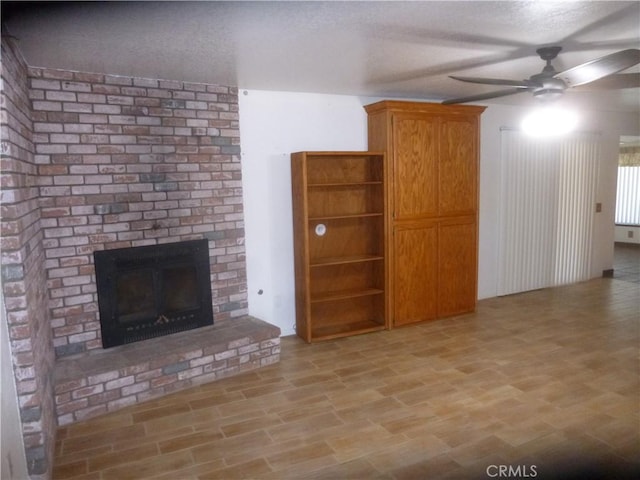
[53,278,639,480]
[614,242,640,284]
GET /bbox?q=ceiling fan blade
[449,75,532,88]
[573,73,640,90]
[556,49,640,87]
[442,88,526,105]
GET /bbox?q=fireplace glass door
[95,239,214,348]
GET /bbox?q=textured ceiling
[3,1,640,112]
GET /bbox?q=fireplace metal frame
[94,239,214,348]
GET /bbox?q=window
[615,145,640,226]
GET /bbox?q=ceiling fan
[442,47,640,105]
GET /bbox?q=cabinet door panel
[393,115,439,219]
[394,223,437,325]
[439,117,478,216]
[438,220,477,317]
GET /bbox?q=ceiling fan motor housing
[532,76,567,102]
[536,46,562,62]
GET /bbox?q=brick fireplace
[30,67,248,356]
[1,38,280,478]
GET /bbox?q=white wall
[239,90,374,336]
[615,225,640,244]
[239,90,639,335]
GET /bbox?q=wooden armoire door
[438,218,478,317]
[393,221,438,326]
[391,114,439,220]
[439,115,479,216]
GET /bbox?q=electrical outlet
[628,230,634,239]
[595,202,602,213]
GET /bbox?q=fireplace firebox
[94,239,214,348]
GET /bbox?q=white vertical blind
[554,135,599,285]
[615,166,640,225]
[498,130,599,296]
[498,133,557,295]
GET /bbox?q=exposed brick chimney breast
[29,68,248,357]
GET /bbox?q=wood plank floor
[614,242,640,284]
[53,277,639,480]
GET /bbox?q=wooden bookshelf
[291,151,388,342]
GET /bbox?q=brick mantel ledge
[53,316,281,425]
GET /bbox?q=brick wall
[28,67,249,357]
[1,38,56,478]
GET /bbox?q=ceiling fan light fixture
[532,88,565,102]
[521,106,579,137]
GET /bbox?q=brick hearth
[54,316,280,425]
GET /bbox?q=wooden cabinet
[291,151,388,342]
[365,101,485,326]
